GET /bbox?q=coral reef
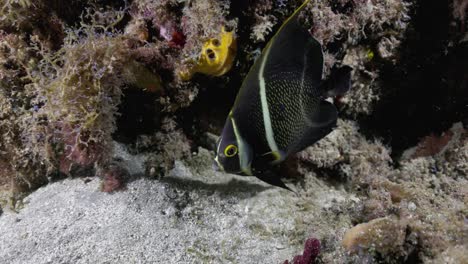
[296,119,467,262]
[342,216,406,255]
[0,0,467,263]
[0,0,223,198]
[0,32,48,194]
[301,0,411,115]
[36,30,131,174]
[130,0,236,80]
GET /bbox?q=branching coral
[300,0,411,115]
[304,0,410,47]
[251,13,278,43]
[0,30,49,194]
[0,0,36,30]
[1,5,146,197]
[245,0,276,43]
[30,18,131,174]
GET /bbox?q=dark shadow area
[176,74,239,139]
[48,0,129,26]
[47,0,88,25]
[113,88,161,144]
[359,0,468,158]
[161,175,273,198]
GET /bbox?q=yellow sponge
[180,27,237,80]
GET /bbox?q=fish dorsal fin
[262,0,322,86]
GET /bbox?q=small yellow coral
[366,49,375,60]
[180,26,237,80]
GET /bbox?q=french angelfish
[214,0,352,189]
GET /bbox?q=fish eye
[224,144,238,157]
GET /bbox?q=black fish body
[214,0,351,187]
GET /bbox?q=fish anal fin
[255,170,293,191]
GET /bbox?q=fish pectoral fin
[307,100,338,128]
[321,65,353,97]
[251,151,286,173]
[260,150,287,165]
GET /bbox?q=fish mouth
[241,164,253,176]
[213,156,225,172]
[213,155,253,176]
[212,157,248,175]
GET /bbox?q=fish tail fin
[321,65,353,98]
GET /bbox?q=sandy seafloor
[0,177,293,263]
[0,143,354,264]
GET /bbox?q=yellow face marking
[224,144,238,157]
